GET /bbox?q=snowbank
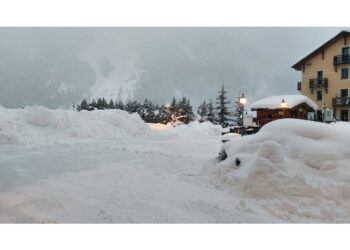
[211,119,350,222]
[152,121,223,137]
[250,95,318,110]
[0,106,150,145]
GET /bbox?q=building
[292,30,350,121]
[250,95,317,126]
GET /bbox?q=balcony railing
[297,82,301,91]
[309,78,328,93]
[333,97,350,106]
[333,54,350,65]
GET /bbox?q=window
[317,70,323,79]
[316,90,322,101]
[341,68,349,79]
[342,47,350,63]
[341,89,348,98]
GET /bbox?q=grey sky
[0,27,345,109]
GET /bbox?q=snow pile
[0,106,150,145]
[212,119,350,222]
[250,95,318,110]
[155,121,223,137]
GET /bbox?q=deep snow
[1,106,350,223]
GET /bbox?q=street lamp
[239,93,247,133]
[281,99,287,118]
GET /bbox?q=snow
[215,119,350,222]
[1,106,350,222]
[0,105,149,145]
[250,95,318,110]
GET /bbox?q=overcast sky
[0,27,345,109]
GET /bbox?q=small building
[250,95,318,126]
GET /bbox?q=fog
[0,27,344,108]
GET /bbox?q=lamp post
[239,93,247,133]
[281,99,287,118]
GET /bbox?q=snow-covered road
[0,127,267,223]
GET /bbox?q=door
[341,110,349,121]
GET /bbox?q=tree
[215,84,233,127]
[197,101,208,123]
[77,99,89,111]
[91,99,97,110]
[108,99,115,109]
[116,100,124,110]
[96,98,103,110]
[232,96,243,126]
[207,99,215,123]
[102,98,108,109]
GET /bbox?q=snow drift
[157,121,223,137]
[0,106,150,145]
[212,119,350,222]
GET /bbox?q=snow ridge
[0,105,150,145]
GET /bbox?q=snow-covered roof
[250,95,318,111]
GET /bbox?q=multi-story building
[292,30,350,122]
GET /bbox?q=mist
[0,27,344,108]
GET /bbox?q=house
[250,95,317,127]
[292,30,350,121]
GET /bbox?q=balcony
[333,54,350,65]
[333,97,350,106]
[297,82,301,91]
[309,78,328,93]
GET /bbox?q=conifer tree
[215,84,233,127]
[233,96,243,126]
[197,101,208,122]
[207,99,215,123]
[91,99,97,110]
[97,98,103,110]
[108,99,115,109]
[79,99,88,111]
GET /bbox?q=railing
[333,97,350,106]
[309,78,328,93]
[297,82,301,91]
[334,54,350,65]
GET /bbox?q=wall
[300,34,350,118]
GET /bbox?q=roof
[292,30,350,71]
[250,95,318,111]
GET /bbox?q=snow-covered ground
[1,106,350,223]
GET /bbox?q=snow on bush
[0,105,150,145]
[211,119,350,221]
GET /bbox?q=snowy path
[0,131,267,223]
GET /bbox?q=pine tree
[77,99,88,111]
[207,99,215,123]
[233,96,243,126]
[156,105,168,124]
[215,84,233,128]
[116,100,124,110]
[97,98,103,110]
[108,99,115,109]
[102,98,108,109]
[197,101,208,123]
[91,99,97,110]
